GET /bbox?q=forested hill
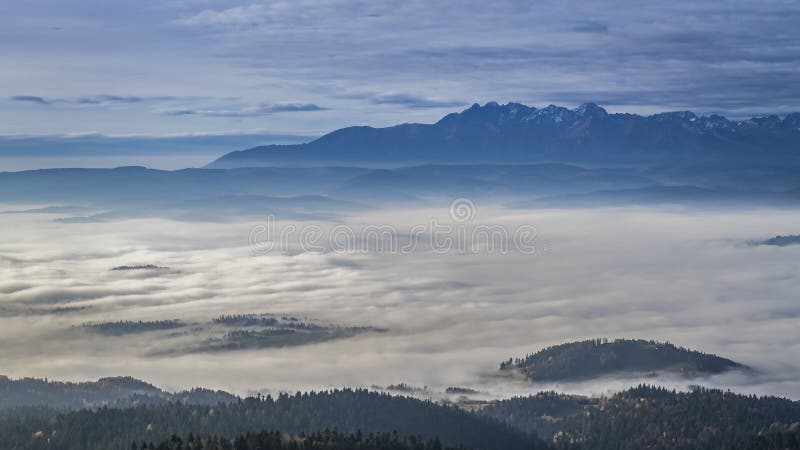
[0,389,544,450]
[757,234,800,247]
[0,375,237,410]
[3,377,800,449]
[480,385,800,449]
[500,339,744,381]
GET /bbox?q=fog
[1,204,799,399]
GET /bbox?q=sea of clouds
[1,204,798,399]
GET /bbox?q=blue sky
[2,0,800,138]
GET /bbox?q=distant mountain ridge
[3,164,800,219]
[209,102,800,168]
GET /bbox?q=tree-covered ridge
[501,338,744,381]
[199,328,370,352]
[4,375,800,450]
[0,375,237,411]
[111,265,168,271]
[81,320,187,336]
[0,376,160,410]
[183,315,385,354]
[480,385,800,450]
[212,314,313,328]
[75,314,386,354]
[137,430,467,450]
[445,387,480,395]
[758,235,800,247]
[0,390,543,450]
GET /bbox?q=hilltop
[0,375,237,410]
[501,338,745,381]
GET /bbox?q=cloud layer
[1,204,799,399]
[0,0,798,139]
[162,103,327,117]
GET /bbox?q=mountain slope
[480,385,800,450]
[0,389,543,450]
[208,103,800,168]
[0,375,237,410]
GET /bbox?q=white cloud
[174,4,273,28]
[1,205,799,399]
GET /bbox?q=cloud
[1,205,799,399]
[268,103,328,113]
[11,96,49,105]
[3,0,800,135]
[173,2,385,29]
[173,4,272,28]
[9,94,180,106]
[363,93,467,109]
[170,0,800,118]
[162,103,328,117]
[73,95,146,105]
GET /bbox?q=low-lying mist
[1,204,798,399]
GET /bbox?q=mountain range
[209,102,800,168]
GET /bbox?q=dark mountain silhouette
[208,102,800,168]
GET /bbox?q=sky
[2,0,800,139]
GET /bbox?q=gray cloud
[9,94,181,106]
[73,95,147,104]
[11,95,49,105]
[1,0,799,143]
[173,0,800,119]
[360,93,467,109]
[162,103,328,117]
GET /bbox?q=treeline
[192,327,370,353]
[480,385,800,449]
[217,315,321,329]
[501,338,742,380]
[4,381,800,450]
[81,320,187,336]
[0,376,160,410]
[213,314,302,328]
[0,389,542,450]
[0,376,236,411]
[445,387,479,395]
[111,265,167,271]
[135,430,466,450]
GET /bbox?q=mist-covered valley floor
[2,203,798,400]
